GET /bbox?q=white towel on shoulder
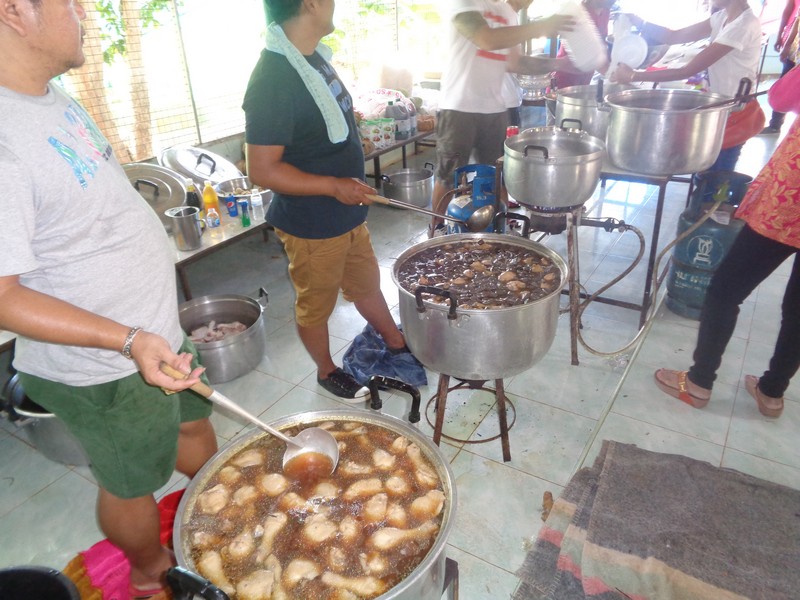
[265,22,348,144]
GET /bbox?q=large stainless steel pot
[503,125,605,209]
[554,83,635,141]
[603,88,734,175]
[172,409,457,600]
[178,289,268,384]
[392,233,568,380]
[381,161,435,208]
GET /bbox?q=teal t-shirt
[243,50,368,239]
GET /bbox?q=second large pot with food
[603,88,734,175]
[172,409,457,600]
[392,233,568,380]
[503,125,605,210]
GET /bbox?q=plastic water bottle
[385,100,409,140]
[406,100,417,136]
[250,191,265,222]
[205,207,220,228]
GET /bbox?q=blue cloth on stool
[342,324,427,387]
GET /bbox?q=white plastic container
[385,100,410,140]
[558,1,608,73]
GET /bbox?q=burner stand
[425,374,517,462]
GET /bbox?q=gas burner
[523,203,586,215]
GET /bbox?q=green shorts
[17,337,212,499]
[434,109,507,185]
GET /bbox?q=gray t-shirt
[0,83,182,386]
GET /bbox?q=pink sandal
[654,369,711,409]
[744,375,783,418]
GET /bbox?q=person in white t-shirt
[430,0,575,236]
[612,0,762,171]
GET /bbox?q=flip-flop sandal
[654,369,710,409]
[744,374,783,418]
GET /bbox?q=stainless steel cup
[165,206,204,251]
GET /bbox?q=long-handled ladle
[160,364,339,477]
[366,194,496,232]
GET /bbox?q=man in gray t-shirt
[0,1,216,595]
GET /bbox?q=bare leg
[354,290,405,349]
[430,181,450,233]
[175,417,217,477]
[97,489,173,591]
[298,322,337,378]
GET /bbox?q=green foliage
[94,0,173,64]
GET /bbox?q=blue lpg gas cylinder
[665,171,752,320]
[445,164,500,234]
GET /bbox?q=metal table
[364,129,435,182]
[171,210,271,300]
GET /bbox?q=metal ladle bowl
[367,194,495,232]
[160,364,339,476]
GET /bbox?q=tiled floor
[1,109,797,599]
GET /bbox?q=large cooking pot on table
[552,82,635,141]
[169,409,457,600]
[392,233,568,381]
[381,161,435,208]
[503,124,605,210]
[602,88,735,176]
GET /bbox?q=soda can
[506,126,519,138]
[226,197,238,217]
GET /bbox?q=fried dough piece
[343,477,383,500]
[303,512,338,544]
[265,554,288,600]
[260,473,289,496]
[225,529,255,561]
[386,502,408,528]
[409,489,446,521]
[359,551,389,576]
[255,512,288,562]
[232,484,259,506]
[389,435,410,454]
[231,448,263,468]
[321,572,387,597]
[385,474,411,497]
[368,520,439,550]
[339,515,360,544]
[197,483,229,515]
[362,492,388,523]
[339,460,372,477]
[197,550,235,596]
[283,559,321,589]
[372,449,396,471]
[310,481,340,501]
[236,569,274,600]
[406,443,439,488]
[217,465,242,486]
[279,492,310,512]
[327,546,348,572]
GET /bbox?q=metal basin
[603,88,733,175]
[381,162,434,208]
[503,125,605,210]
[392,233,568,380]
[178,290,268,384]
[172,409,457,600]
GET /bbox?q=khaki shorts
[434,109,507,185]
[275,223,380,328]
[17,337,212,499]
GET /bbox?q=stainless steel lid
[159,146,243,186]
[123,162,189,232]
